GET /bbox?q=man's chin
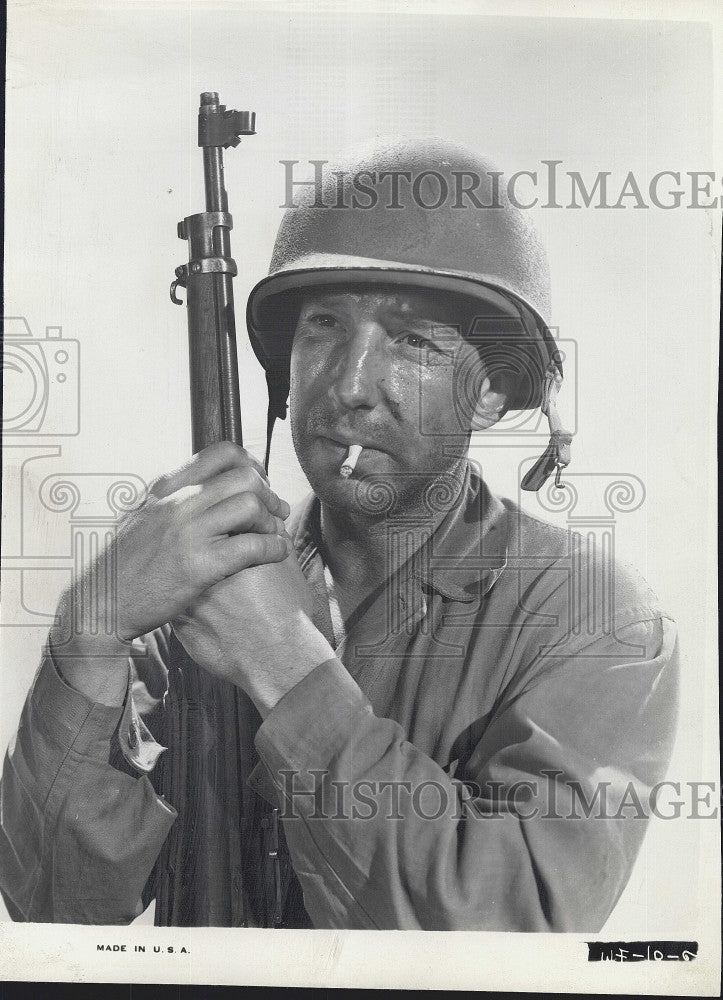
[300,437,393,488]
[297,449,399,516]
[296,437,468,520]
[306,466,458,524]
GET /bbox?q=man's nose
[332,323,386,411]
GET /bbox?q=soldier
[0,140,679,930]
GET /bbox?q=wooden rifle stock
[156,93,270,927]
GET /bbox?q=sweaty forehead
[298,285,478,327]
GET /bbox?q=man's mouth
[320,433,388,454]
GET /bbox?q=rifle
[154,93,279,927]
[170,91,253,449]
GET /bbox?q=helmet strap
[264,408,276,475]
[520,361,573,492]
[264,369,290,475]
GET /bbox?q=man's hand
[172,544,336,718]
[51,442,291,705]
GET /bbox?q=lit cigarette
[340,444,363,478]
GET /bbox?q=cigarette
[340,444,363,478]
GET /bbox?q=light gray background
[2,0,720,992]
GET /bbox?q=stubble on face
[288,286,485,524]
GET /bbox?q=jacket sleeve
[253,611,680,931]
[0,636,176,924]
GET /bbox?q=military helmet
[246,139,570,486]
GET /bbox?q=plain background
[1,0,720,993]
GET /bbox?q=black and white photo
[1,1,719,993]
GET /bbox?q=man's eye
[398,331,449,357]
[306,312,340,328]
[399,331,432,350]
[396,331,453,367]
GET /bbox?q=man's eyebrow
[300,292,353,306]
[381,301,458,324]
[393,311,465,338]
[298,294,465,338]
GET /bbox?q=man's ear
[471,374,509,430]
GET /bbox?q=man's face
[289,285,504,516]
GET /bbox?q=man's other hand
[171,545,335,718]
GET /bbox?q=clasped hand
[53,442,332,714]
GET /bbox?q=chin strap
[520,358,573,492]
[263,369,290,475]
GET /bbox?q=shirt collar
[288,461,509,604]
[413,462,509,602]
